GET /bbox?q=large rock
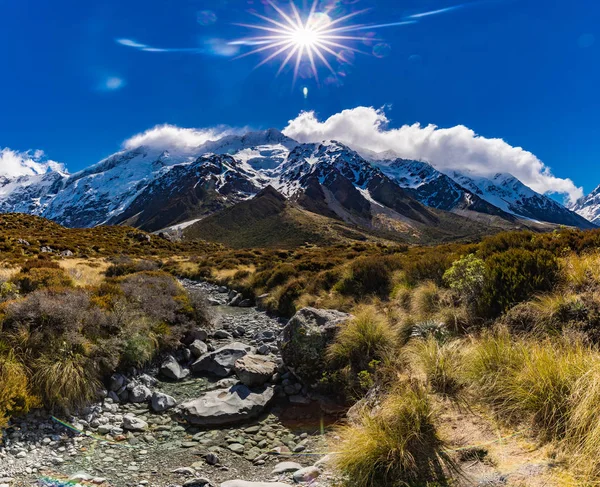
[279,307,352,383]
[160,356,189,381]
[179,384,275,426]
[122,415,148,431]
[129,384,152,403]
[192,342,255,377]
[189,339,209,358]
[151,392,177,412]
[234,354,277,387]
[221,481,291,487]
[182,328,209,346]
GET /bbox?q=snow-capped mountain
[446,171,594,228]
[569,185,600,224]
[0,129,593,238]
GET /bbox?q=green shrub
[121,332,159,368]
[479,249,560,317]
[265,264,297,289]
[336,256,392,298]
[443,254,486,305]
[404,253,455,287]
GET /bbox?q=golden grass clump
[409,336,463,395]
[32,352,101,410]
[410,281,445,319]
[562,252,600,291]
[462,329,591,440]
[327,305,399,372]
[0,351,40,428]
[332,382,451,487]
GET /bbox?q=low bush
[12,267,74,293]
[479,248,560,317]
[443,254,486,306]
[335,256,393,298]
[332,382,451,486]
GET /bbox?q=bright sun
[233,0,373,85]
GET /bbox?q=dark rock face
[279,307,352,383]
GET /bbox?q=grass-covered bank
[0,255,210,428]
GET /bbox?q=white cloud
[0,148,67,178]
[282,107,583,202]
[123,124,236,151]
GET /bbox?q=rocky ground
[0,281,341,487]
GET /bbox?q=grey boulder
[160,355,189,381]
[129,384,152,403]
[190,339,209,358]
[279,307,352,383]
[151,392,177,412]
[179,384,275,426]
[192,342,255,377]
[271,461,302,474]
[234,354,277,387]
[122,415,148,431]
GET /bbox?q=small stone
[271,461,302,475]
[293,466,320,483]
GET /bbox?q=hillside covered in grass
[169,226,600,485]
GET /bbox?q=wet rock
[238,299,253,308]
[280,307,352,383]
[151,392,177,412]
[182,328,209,345]
[213,330,233,340]
[192,342,255,377]
[234,354,277,387]
[180,384,275,426]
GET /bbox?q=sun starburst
[232,0,381,85]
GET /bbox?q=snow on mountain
[0,129,592,232]
[569,185,600,224]
[446,171,594,228]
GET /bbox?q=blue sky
[0,0,598,196]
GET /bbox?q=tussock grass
[410,336,463,395]
[327,305,399,372]
[411,282,445,318]
[563,253,600,291]
[60,258,110,287]
[462,330,591,440]
[32,352,101,410]
[332,382,451,487]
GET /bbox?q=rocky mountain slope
[569,185,600,224]
[0,129,593,241]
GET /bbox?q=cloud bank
[282,107,583,202]
[0,148,67,178]
[123,124,236,151]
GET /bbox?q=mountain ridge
[0,129,594,242]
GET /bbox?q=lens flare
[233,0,383,85]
